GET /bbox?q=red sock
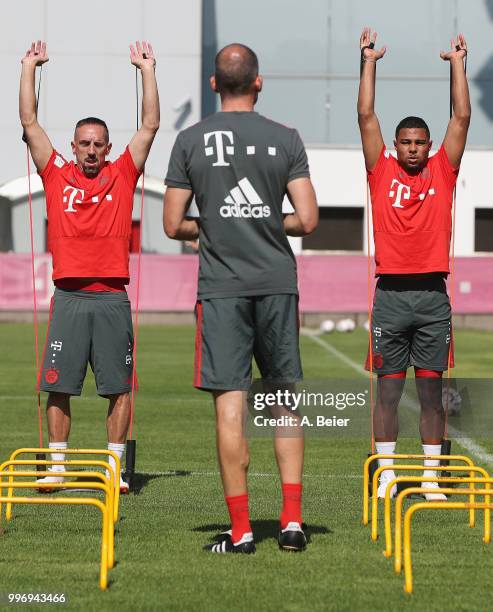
[280,483,303,529]
[225,493,252,544]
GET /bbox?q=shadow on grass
[129,470,192,495]
[193,520,331,545]
[1,471,193,519]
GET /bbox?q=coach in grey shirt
[164,43,318,554]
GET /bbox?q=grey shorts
[366,275,453,375]
[38,288,134,396]
[194,294,303,391]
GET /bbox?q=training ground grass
[0,324,492,611]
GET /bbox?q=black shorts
[366,275,453,375]
[194,294,302,391]
[38,288,134,396]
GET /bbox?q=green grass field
[0,324,493,611]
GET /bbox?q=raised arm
[163,188,200,241]
[284,177,318,237]
[357,28,386,171]
[19,41,53,173]
[441,34,470,168]
[128,41,160,172]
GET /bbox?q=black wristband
[360,43,375,75]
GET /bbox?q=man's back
[166,111,310,298]
[163,43,317,554]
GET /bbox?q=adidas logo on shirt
[220,177,271,219]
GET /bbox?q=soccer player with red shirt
[357,29,470,499]
[19,40,160,492]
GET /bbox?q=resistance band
[126,65,147,486]
[25,65,44,451]
[443,46,468,448]
[362,40,376,455]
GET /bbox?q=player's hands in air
[440,34,467,61]
[360,28,386,61]
[22,40,49,67]
[130,41,156,69]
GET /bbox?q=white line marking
[0,395,206,403]
[140,470,362,479]
[302,330,493,467]
[304,331,368,376]
[29,469,361,479]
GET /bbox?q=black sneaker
[278,522,307,551]
[214,529,232,542]
[205,532,256,554]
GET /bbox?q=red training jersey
[367,145,459,275]
[40,147,140,281]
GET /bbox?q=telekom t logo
[63,186,84,212]
[204,131,234,166]
[388,179,410,209]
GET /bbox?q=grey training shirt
[165,111,310,299]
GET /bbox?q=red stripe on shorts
[37,296,54,391]
[194,302,203,388]
[447,330,455,369]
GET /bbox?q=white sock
[422,443,442,481]
[421,443,447,500]
[107,443,125,480]
[375,441,397,497]
[376,441,396,476]
[49,441,67,473]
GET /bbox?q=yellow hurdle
[370,464,490,541]
[0,459,119,524]
[362,454,476,525]
[8,448,121,476]
[0,493,110,590]
[403,499,493,594]
[8,448,121,511]
[0,472,115,570]
[0,469,108,516]
[387,477,492,574]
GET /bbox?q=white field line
[302,329,493,467]
[305,332,368,376]
[0,395,205,403]
[24,468,361,479]
[140,470,362,479]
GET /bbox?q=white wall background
[0,0,202,189]
[2,1,492,257]
[209,0,493,147]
